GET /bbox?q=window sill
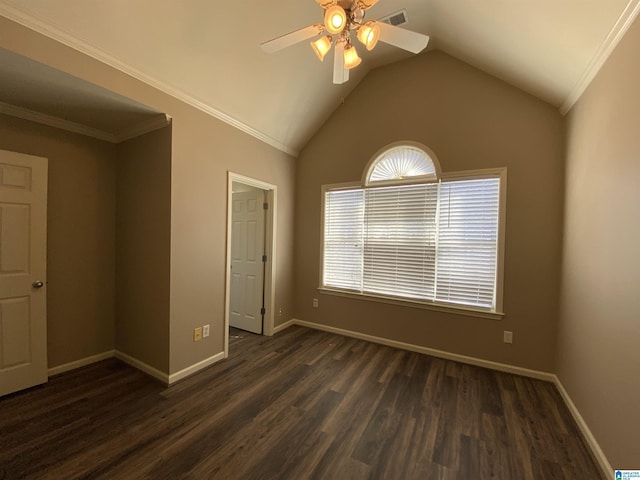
[317,287,505,321]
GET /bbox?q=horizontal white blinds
[435,178,500,308]
[323,175,501,311]
[363,184,438,300]
[323,189,363,290]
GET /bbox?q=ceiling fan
[261,0,429,84]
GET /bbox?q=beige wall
[167,106,296,372]
[0,114,117,368]
[0,16,296,375]
[295,51,565,372]
[557,15,640,467]
[116,126,171,372]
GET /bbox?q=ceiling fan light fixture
[324,5,347,34]
[343,43,362,69]
[357,21,380,51]
[311,35,333,61]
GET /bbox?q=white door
[229,189,265,334]
[0,150,48,397]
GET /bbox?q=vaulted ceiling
[1,0,639,155]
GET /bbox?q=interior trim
[167,352,226,385]
[553,376,612,478]
[47,350,115,377]
[283,318,554,381]
[273,319,296,334]
[0,101,172,143]
[47,348,226,387]
[224,172,279,356]
[0,4,299,157]
[560,0,640,114]
[318,287,505,321]
[114,350,169,384]
[0,101,117,142]
[116,114,173,143]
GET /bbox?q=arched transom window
[364,142,441,186]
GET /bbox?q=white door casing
[229,189,265,334]
[0,150,48,397]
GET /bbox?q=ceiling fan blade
[375,21,429,54]
[261,24,324,54]
[356,0,381,10]
[315,0,336,8]
[333,41,349,84]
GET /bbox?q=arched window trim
[361,141,443,187]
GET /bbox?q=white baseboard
[48,348,226,387]
[168,352,225,384]
[273,318,296,334]
[48,350,115,376]
[289,319,555,382]
[114,350,170,385]
[553,376,611,478]
[286,318,610,477]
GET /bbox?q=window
[321,143,505,316]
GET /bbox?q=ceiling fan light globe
[357,22,380,51]
[343,44,362,69]
[324,6,347,34]
[311,35,333,61]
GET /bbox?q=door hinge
[263,202,269,210]
[260,307,266,315]
[262,255,267,263]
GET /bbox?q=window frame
[361,141,443,187]
[319,167,507,320]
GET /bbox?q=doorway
[224,173,277,358]
[0,150,48,397]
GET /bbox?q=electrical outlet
[203,324,210,338]
[312,298,319,308]
[503,331,513,344]
[278,307,283,317]
[194,327,202,342]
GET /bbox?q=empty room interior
[0,1,638,479]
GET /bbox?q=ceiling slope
[1,0,639,155]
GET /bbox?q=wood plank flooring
[0,326,604,480]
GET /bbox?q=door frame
[224,172,277,357]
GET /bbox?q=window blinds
[363,184,438,300]
[323,189,364,290]
[434,178,500,309]
[323,175,501,311]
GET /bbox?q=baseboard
[273,318,296,334]
[553,376,612,478]
[289,319,555,382]
[48,350,115,377]
[168,352,225,385]
[48,348,226,387]
[288,319,610,477]
[114,350,170,385]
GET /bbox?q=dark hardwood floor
[0,326,604,480]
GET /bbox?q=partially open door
[0,150,48,397]
[229,187,265,334]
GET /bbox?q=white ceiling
[1,0,639,155]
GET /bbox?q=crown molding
[0,101,118,142]
[115,114,172,143]
[0,101,172,143]
[560,0,640,115]
[0,3,299,157]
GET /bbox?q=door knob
[32,281,44,289]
